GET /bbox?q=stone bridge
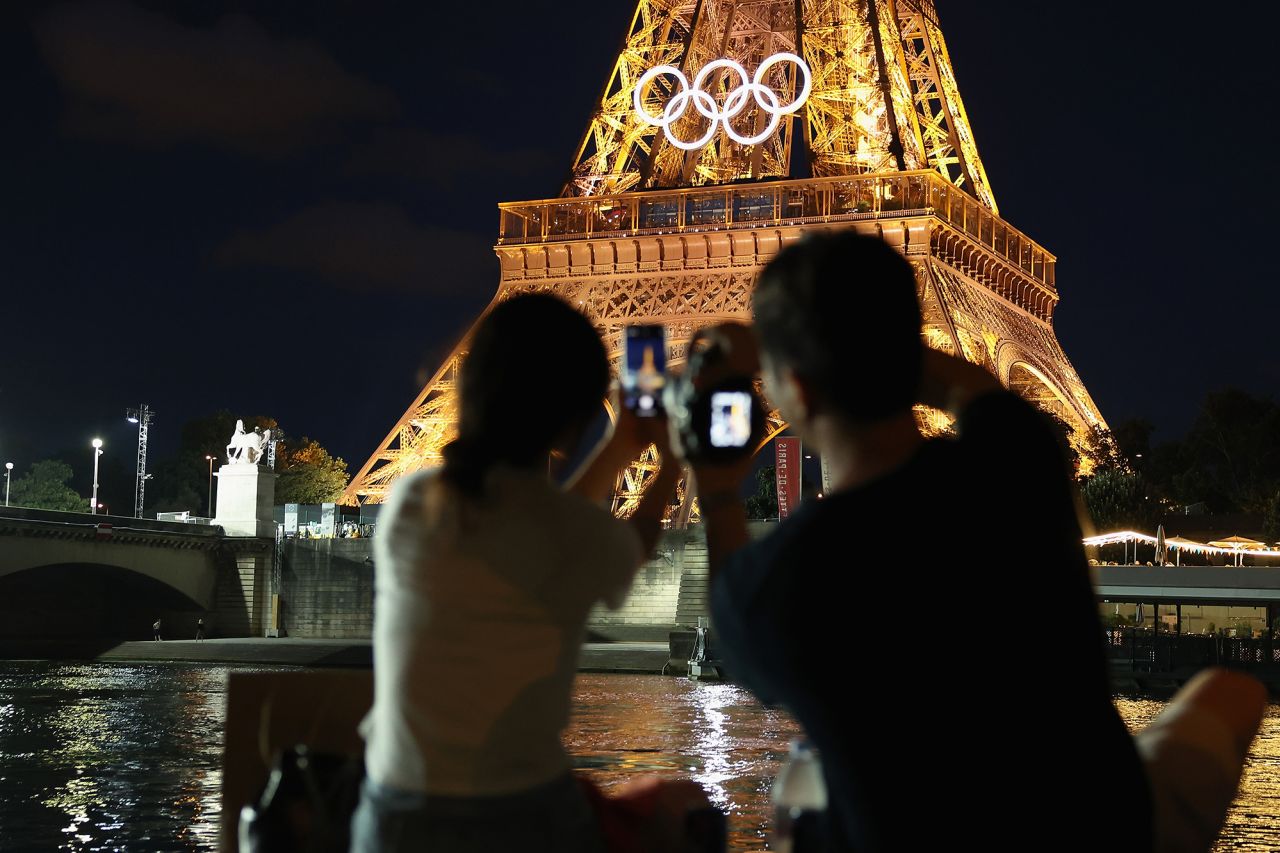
[0,506,274,640]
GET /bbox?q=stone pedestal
[214,464,277,538]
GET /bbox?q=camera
[664,330,765,463]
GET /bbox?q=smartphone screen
[623,325,667,417]
[709,390,752,448]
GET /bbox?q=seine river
[0,662,1277,851]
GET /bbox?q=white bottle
[772,739,828,853]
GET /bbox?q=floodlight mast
[126,404,155,519]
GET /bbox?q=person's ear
[766,363,813,426]
[788,369,821,424]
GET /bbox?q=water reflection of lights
[685,683,739,809]
[3,667,802,852]
[1116,698,1280,851]
[172,668,227,847]
[42,681,116,849]
[0,662,233,851]
[566,674,802,850]
[47,772,101,846]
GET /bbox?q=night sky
[3,1,1279,481]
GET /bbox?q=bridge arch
[0,538,217,608]
[0,562,208,639]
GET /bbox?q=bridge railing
[0,505,225,541]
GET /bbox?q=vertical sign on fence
[775,438,801,519]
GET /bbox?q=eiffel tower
[342,0,1106,509]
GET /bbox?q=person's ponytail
[440,294,609,501]
[441,435,489,498]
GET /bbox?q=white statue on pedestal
[226,419,272,466]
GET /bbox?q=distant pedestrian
[152,619,162,641]
[195,618,205,641]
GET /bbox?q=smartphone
[622,324,667,417]
[709,390,752,448]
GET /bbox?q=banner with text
[775,438,801,520]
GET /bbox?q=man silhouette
[679,231,1264,851]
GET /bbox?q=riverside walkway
[0,636,672,672]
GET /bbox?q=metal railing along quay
[1104,627,1280,674]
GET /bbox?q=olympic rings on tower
[633,53,812,151]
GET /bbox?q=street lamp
[4,462,12,507]
[90,438,103,515]
[205,455,215,517]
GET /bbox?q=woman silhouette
[352,294,680,853]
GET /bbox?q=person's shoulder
[554,479,624,526]
[716,501,834,589]
[391,466,444,497]
[381,467,445,513]
[776,488,871,531]
[962,386,1039,420]
[956,389,1050,433]
[951,390,1073,463]
[494,469,636,549]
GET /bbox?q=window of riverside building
[1101,602,1142,628]
[1100,602,1268,636]
[1180,605,1267,637]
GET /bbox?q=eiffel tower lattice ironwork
[342,0,1106,512]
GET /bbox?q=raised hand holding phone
[622,324,667,417]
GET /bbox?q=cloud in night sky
[348,128,558,189]
[34,1,400,155]
[217,202,496,294]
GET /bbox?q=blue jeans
[350,773,605,853]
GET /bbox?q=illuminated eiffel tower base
[342,0,1106,513]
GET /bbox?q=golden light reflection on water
[171,668,227,849]
[1116,698,1280,852]
[566,673,802,850]
[4,665,806,851]
[686,683,736,808]
[19,663,1280,853]
[0,663,232,851]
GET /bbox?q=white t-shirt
[361,466,643,796]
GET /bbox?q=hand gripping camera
[664,326,766,464]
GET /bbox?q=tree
[1111,418,1155,469]
[147,411,278,515]
[1143,389,1280,514]
[1039,410,1149,481]
[147,413,349,509]
[275,437,349,504]
[1265,491,1280,543]
[9,460,86,512]
[745,465,778,520]
[1041,412,1083,476]
[1080,426,1130,476]
[1080,469,1157,533]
